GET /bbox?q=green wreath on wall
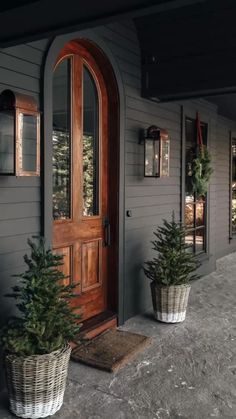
[191,145,213,197]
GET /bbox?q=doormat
[71,329,152,372]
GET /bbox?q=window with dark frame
[185,117,208,254]
[231,138,236,234]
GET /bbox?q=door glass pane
[52,58,71,220]
[83,66,99,217]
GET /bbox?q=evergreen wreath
[191,145,213,197]
[0,237,81,356]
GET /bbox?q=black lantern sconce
[140,125,170,177]
[0,89,40,176]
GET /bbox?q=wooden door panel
[81,239,102,292]
[54,245,72,287]
[71,282,106,319]
[53,221,102,243]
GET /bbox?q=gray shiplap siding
[0,42,48,323]
[1,21,236,327]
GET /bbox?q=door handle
[103,216,111,247]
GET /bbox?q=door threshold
[78,310,117,340]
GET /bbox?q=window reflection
[195,228,205,253]
[185,230,194,253]
[185,204,194,228]
[196,201,204,227]
[232,139,236,233]
[185,117,207,253]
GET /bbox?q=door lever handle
[103,216,111,247]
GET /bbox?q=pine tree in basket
[144,214,200,287]
[0,237,81,356]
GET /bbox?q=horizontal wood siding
[0,41,47,324]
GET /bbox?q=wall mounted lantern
[140,125,170,177]
[0,89,40,176]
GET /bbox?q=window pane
[83,66,99,216]
[20,114,37,172]
[185,204,194,228]
[196,200,205,227]
[232,189,236,234]
[195,228,205,253]
[0,111,14,173]
[232,139,236,234]
[185,117,207,254]
[52,58,71,220]
[185,230,194,253]
[185,118,196,147]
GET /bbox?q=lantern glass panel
[145,138,160,177]
[19,113,38,173]
[0,110,14,174]
[161,139,170,176]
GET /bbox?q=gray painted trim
[229,131,236,241]
[42,29,126,324]
[180,105,185,223]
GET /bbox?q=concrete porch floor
[0,253,236,419]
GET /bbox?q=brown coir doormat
[71,329,152,372]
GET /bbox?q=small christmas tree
[0,237,81,356]
[144,214,200,286]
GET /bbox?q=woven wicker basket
[151,282,191,323]
[5,344,71,419]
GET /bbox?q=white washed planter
[5,344,71,419]
[151,283,191,323]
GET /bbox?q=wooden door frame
[42,34,124,323]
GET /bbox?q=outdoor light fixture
[0,89,40,176]
[140,125,170,177]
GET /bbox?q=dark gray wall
[0,39,49,389]
[0,40,49,318]
[0,21,236,330]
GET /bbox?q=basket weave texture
[5,344,71,419]
[151,283,191,323]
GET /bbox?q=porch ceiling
[135,0,236,101]
[0,0,184,47]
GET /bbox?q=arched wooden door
[52,41,110,323]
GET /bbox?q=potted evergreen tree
[144,215,200,323]
[0,237,81,418]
